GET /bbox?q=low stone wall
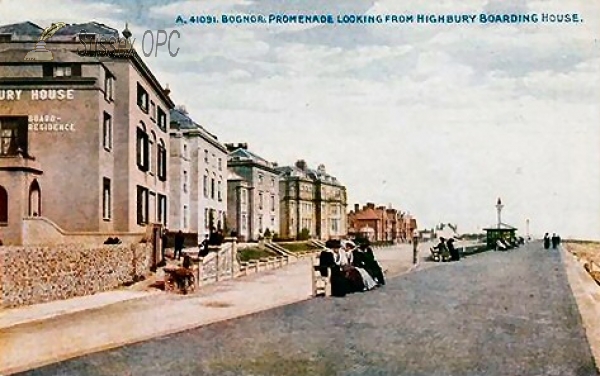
[0,243,153,308]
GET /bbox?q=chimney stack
[295,159,307,171]
[354,204,359,212]
[163,83,171,96]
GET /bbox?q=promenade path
[0,244,422,375]
[14,242,599,376]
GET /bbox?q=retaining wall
[0,243,153,308]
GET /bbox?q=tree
[297,228,310,241]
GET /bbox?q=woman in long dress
[344,241,378,291]
[320,239,351,297]
[353,241,385,286]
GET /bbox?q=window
[102,112,112,150]
[218,158,222,171]
[241,214,247,230]
[136,186,149,225]
[28,180,41,217]
[157,139,167,181]
[258,192,263,210]
[258,174,263,184]
[183,205,188,228]
[150,101,156,122]
[158,194,167,226]
[271,216,275,227]
[203,175,208,197]
[55,66,71,77]
[104,70,113,101]
[0,117,28,156]
[157,107,167,132]
[271,195,275,212]
[210,178,215,199]
[149,132,156,174]
[183,170,188,193]
[103,178,111,220]
[204,208,209,228]
[0,185,7,224]
[217,181,222,201]
[258,215,263,233]
[183,144,187,158]
[204,149,209,163]
[137,83,148,113]
[136,123,149,171]
[241,189,247,205]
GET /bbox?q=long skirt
[355,267,378,290]
[330,269,350,297]
[343,266,365,293]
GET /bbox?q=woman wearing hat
[320,239,351,297]
[344,241,377,291]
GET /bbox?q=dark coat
[174,233,185,250]
[355,247,385,285]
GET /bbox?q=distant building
[226,143,279,241]
[348,203,417,242]
[169,106,227,240]
[0,21,174,245]
[278,160,348,240]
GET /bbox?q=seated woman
[352,240,385,286]
[320,239,354,297]
[344,241,378,290]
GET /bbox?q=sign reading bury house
[0,89,75,101]
[0,89,76,131]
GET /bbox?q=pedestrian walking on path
[543,233,550,249]
[174,230,185,260]
[448,238,460,261]
[551,233,559,249]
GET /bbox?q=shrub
[297,228,310,241]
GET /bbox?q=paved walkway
[0,244,423,375]
[16,242,598,376]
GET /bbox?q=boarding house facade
[169,106,228,240]
[0,21,174,245]
[278,160,348,240]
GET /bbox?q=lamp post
[496,198,504,229]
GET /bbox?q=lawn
[277,242,321,253]
[237,247,276,262]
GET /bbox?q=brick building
[348,203,417,242]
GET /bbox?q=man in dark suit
[174,230,185,260]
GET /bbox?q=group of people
[431,237,460,261]
[543,233,562,249]
[318,239,385,297]
[171,228,226,260]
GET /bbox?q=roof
[228,148,277,171]
[0,21,43,39]
[0,21,117,41]
[227,170,246,181]
[0,48,101,63]
[484,223,517,231]
[353,208,381,221]
[277,164,344,186]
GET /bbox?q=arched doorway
[0,185,7,223]
[29,179,41,216]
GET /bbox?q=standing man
[174,230,185,260]
[543,233,550,249]
[551,233,558,249]
[412,229,419,265]
[198,234,210,258]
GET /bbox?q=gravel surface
[19,242,598,376]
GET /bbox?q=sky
[1,0,599,239]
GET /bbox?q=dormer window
[0,33,12,43]
[54,66,71,77]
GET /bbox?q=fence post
[412,236,419,265]
[216,251,220,282]
[231,238,236,278]
[197,258,203,287]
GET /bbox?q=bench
[311,255,330,297]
